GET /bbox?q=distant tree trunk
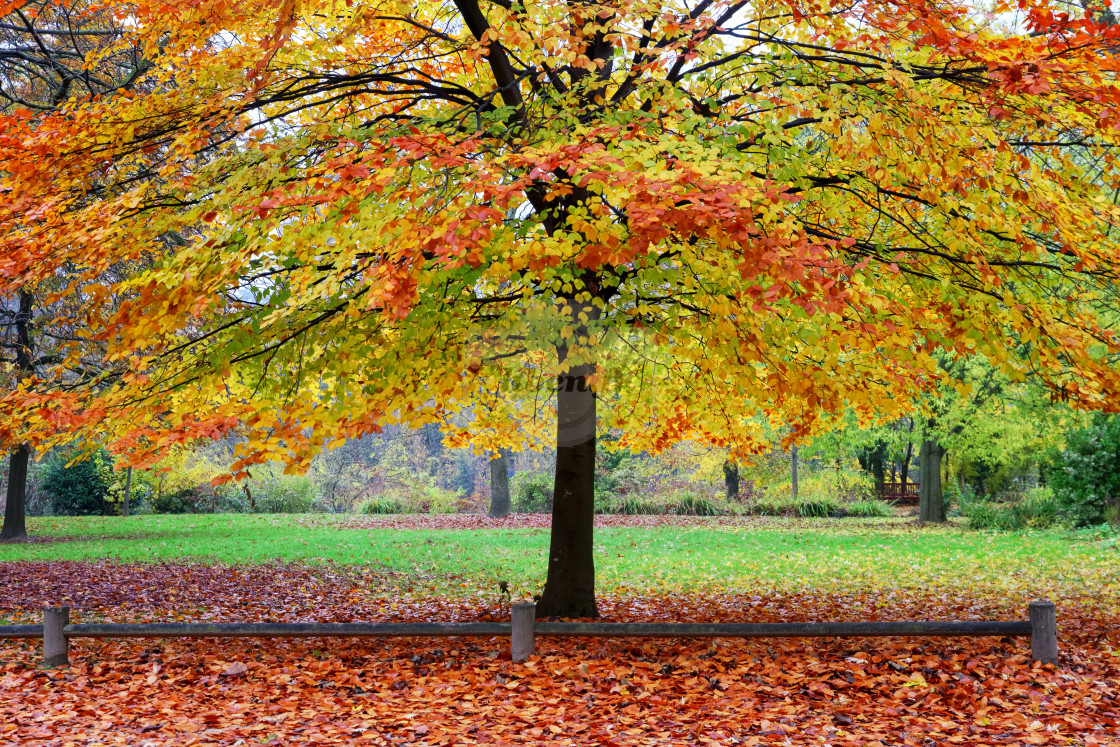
[123,466,132,517]
[1,291,34,542]
[860,441,887,494]
[723,459,740,499]
[870,445,885,488]
[537,354,598,619]
[790,445,799,499]
[488,449,511,516]
[918,439,946,523]
[0,445,30,541]
[900,421,914,485]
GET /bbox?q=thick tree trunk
[0,445,30,541]
[537,358,598,619]
[1,291,33,542]
[488,449,511,517]
[790,445,799,499]
[918,439,946,523]
[723,459,739,499]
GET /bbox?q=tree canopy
[1,0,1119,610]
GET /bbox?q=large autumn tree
[1,0,1119,613]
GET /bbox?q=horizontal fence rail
[0,600,1059,667]
[532,621,1034,638]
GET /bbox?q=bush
[846,499,892,518]
[254,473,315,514]
[671,492,724,516]
[358,497,407,515]
[512,473,553,513]
[1045,415,1120,526]
[1014,487,1060,528]
[597,493,664,515]
[963,499,1019,531]
[40,450,112,516]
[151,488,201,514]
[355,485,464,515]
[744,492,844,518]
[963,487,1060,531]
[795,496,844,518]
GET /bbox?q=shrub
[151,488,201,514]
[511,473,553,513]
[1014,487,1060,528]
[358,497,407,515]
[1045,415,1120,526]
[417,485,466,514]
[671,492,724,516]
[846,499,892,518]
[963,499,1019,531]
[597,493,664,515]
[355,485,464,515]
[963,487,1059,531]
[40,450,112,516]
[254,474,315,514]
[743,492,844,518]
[795,496,844,518]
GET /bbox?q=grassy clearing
[3,513,1116,604]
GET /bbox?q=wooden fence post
[42,607,70,668]
[511,602,535,663]
[1029,599,1058,665]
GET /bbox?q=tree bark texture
[723,459,740,499]
[488,449,511,517]
[0,446,30,541]
[537,359,598,619]
[0,291,33,542]
[919,439,946,523]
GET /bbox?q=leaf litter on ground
[1,559,1118,746]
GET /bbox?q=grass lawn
[2,513,1116,604]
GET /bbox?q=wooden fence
[0,600,1059,667]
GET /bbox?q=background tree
[1,0,1119,614]
[489,449,513,517]
[0,0,148,540]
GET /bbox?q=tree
[1046,413,1120,525]
[723,459,740,500]
[0,0,146,540]
[1,0,1119,613]
[488,449,512,517]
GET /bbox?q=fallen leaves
[1,561,1118,745]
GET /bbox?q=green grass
[4,514,1117,604]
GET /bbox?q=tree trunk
[0,445,30,541]
[536,357,598,619]
[123,466,132,517]
[723,459,739,499]
[870,444,885,489]
[488,449,511,517]
[1,291,34,542]
[900,434,913,486]
[790,445,799,499]
[918,439,946,523]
